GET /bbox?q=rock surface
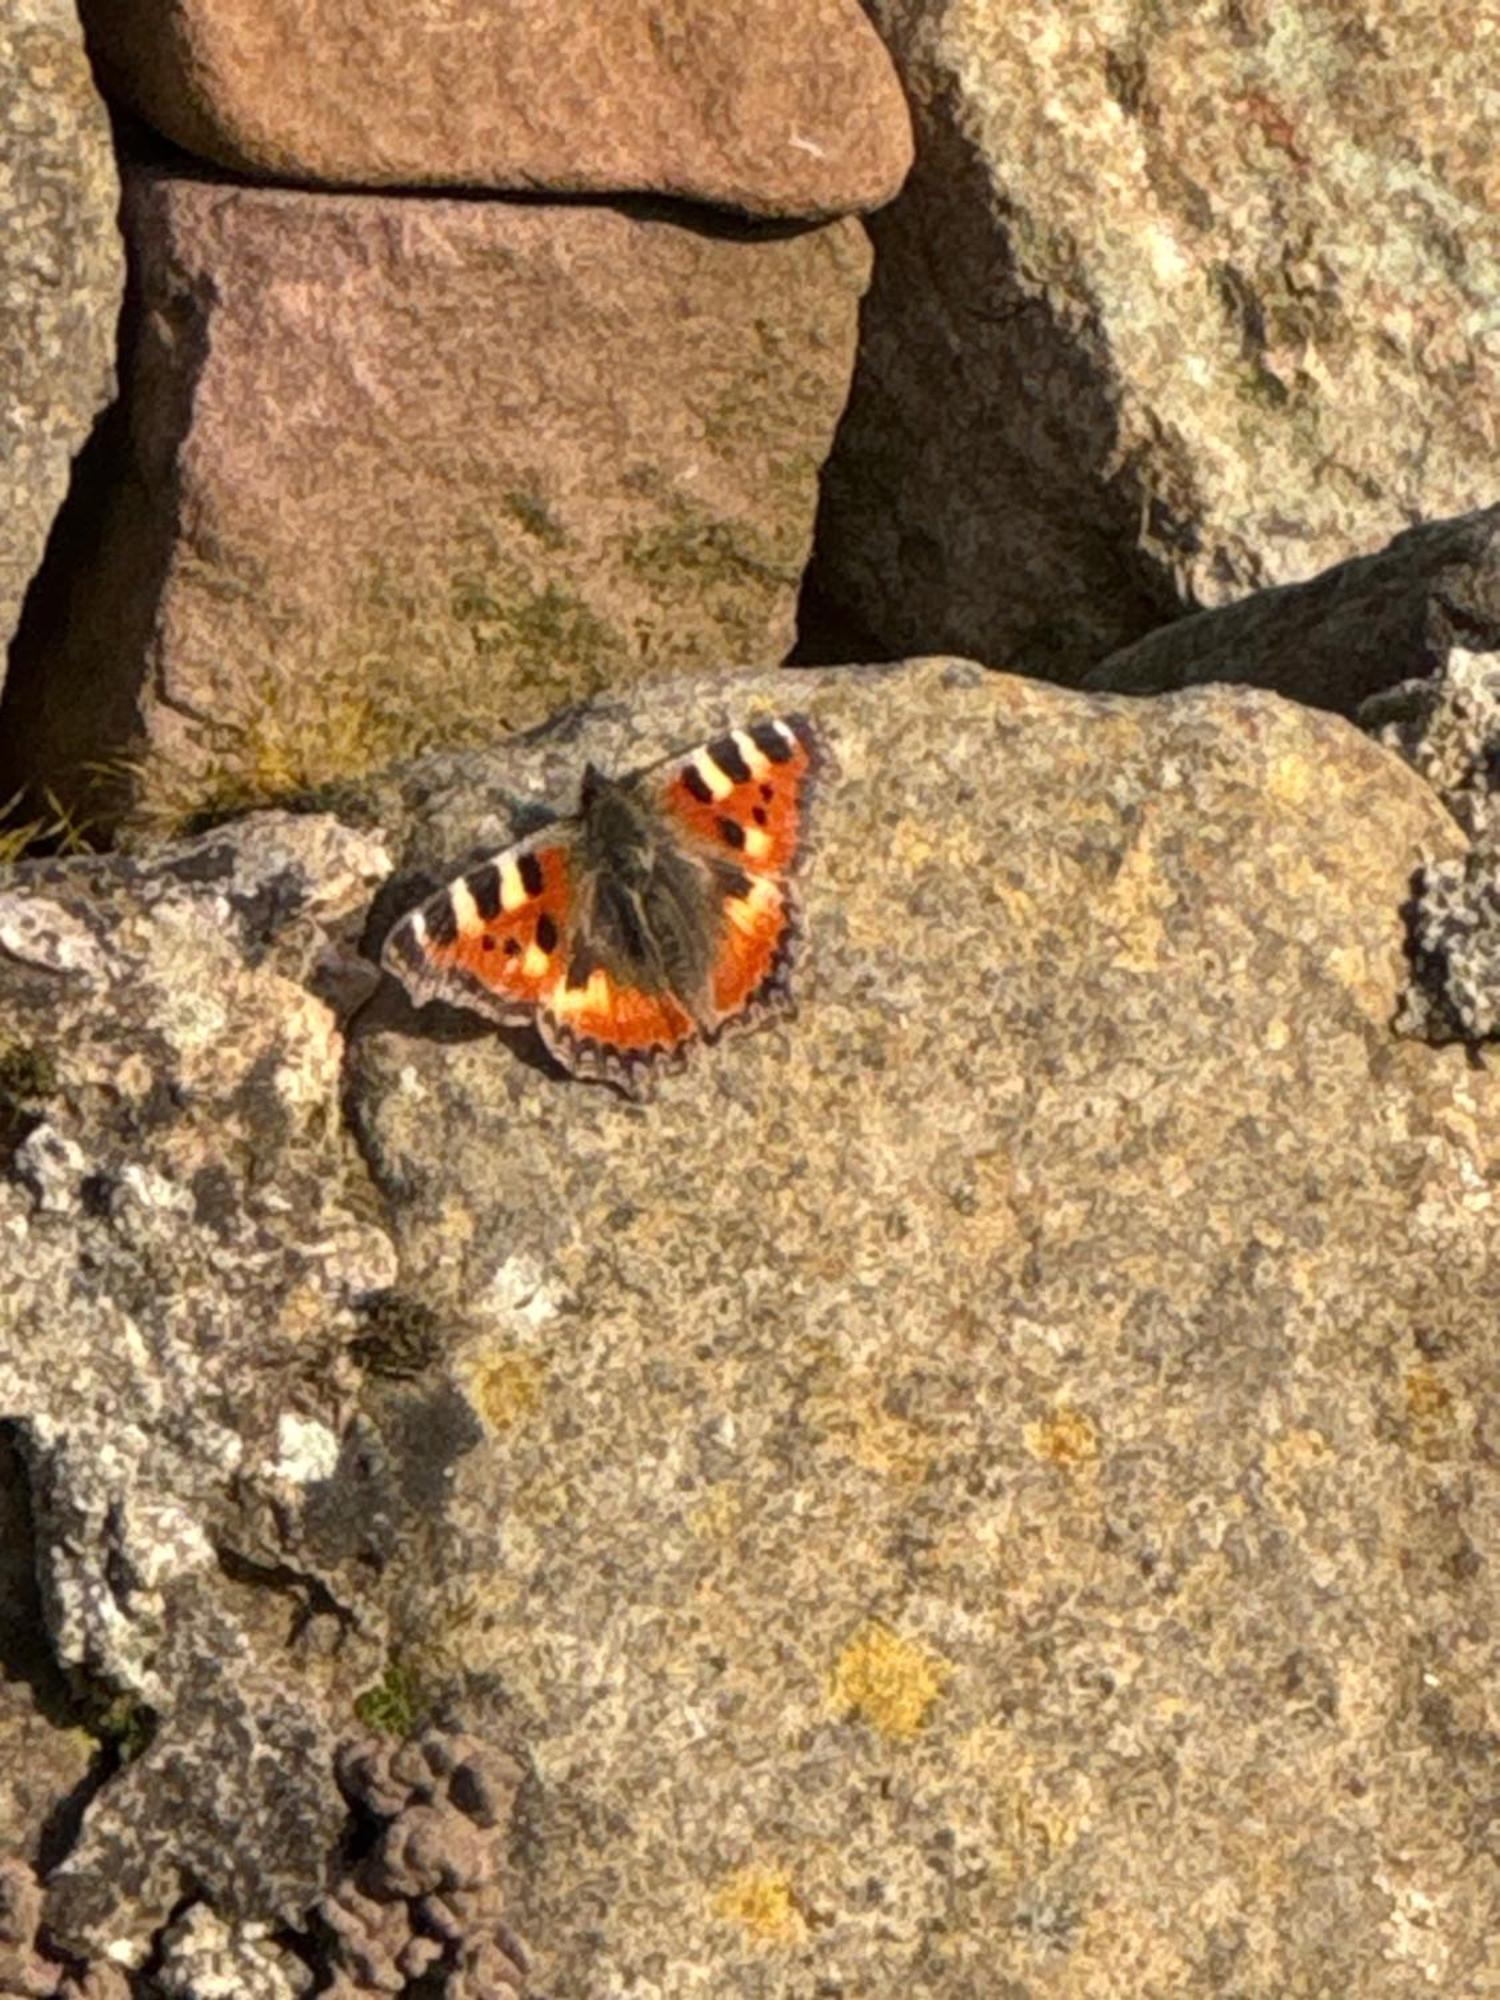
[1085,505,1500,711]
[0,814,400,1958]
[0,0,122,685]
[319,1731,529,1998]
[0,1425,97,1872]
[803,0,1500,678]
[1362,647,1500,1048]
[5,660,1500,1989]
[79,0,911,220]
[0,167,869,832]
[344,660,1500,1995]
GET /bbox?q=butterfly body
[382,714,830,1098]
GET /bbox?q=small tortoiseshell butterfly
[381,714,831,1098]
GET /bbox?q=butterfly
[381,713,832,1098]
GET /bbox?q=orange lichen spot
[471,1350,545,1431]
[1025,1406,1100,1467]
[830,1620,949,1740]
[711,1866,805,1944]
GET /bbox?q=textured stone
[0,814,402,1959]
[344,659,1500,1995]
[1400,843,1500,1046]
[0,1858,133,1997]
[1,167,869,831]
[9,659,1500,1987]
[1361,644,1500,844]
[319,1730,528,1997]
[1363,647,1500,1046]
[1086,506,1500,710]
[78,0,910,220]
[0,1429,97,1870]
[803,0,1500,679]
[155,1903,313,2000]
[0,0,122,683]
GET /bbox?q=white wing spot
[500,856,529,912]
[450,877,481,934]
[691,752,735,802]
[732,728,771,780]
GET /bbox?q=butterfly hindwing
[536,967,697,1094]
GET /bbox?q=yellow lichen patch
[1405,1366,1453,1423]
[830,1620,950,1740]
[1404,1365,1465,1460]
[1024,1406,1100,1467]
[469,1350,545,1432]
[688,1484,743,1546]
[711,1866,806,1944]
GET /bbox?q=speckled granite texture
[0,0,122,683]
[0,816,399,1964]
[345,660,1500,1996]
[806,0,1500,677]
[3,662,1498,1990]
[77,0,911,219]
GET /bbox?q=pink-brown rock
[78,0,912,221]
[3,167,870,828]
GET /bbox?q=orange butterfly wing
[382,839,576,1026]
[649,714,829,1028]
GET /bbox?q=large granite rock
[345,661,1500,1994]
[803,0,1500,678]
[78,0,911,220]
[6,660,1500,1989]
[0,168,869,832]
[0,0,122,686]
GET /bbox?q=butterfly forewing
[646,713,826,1029]
[651,715,826,879]
[381,837,576,1026]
